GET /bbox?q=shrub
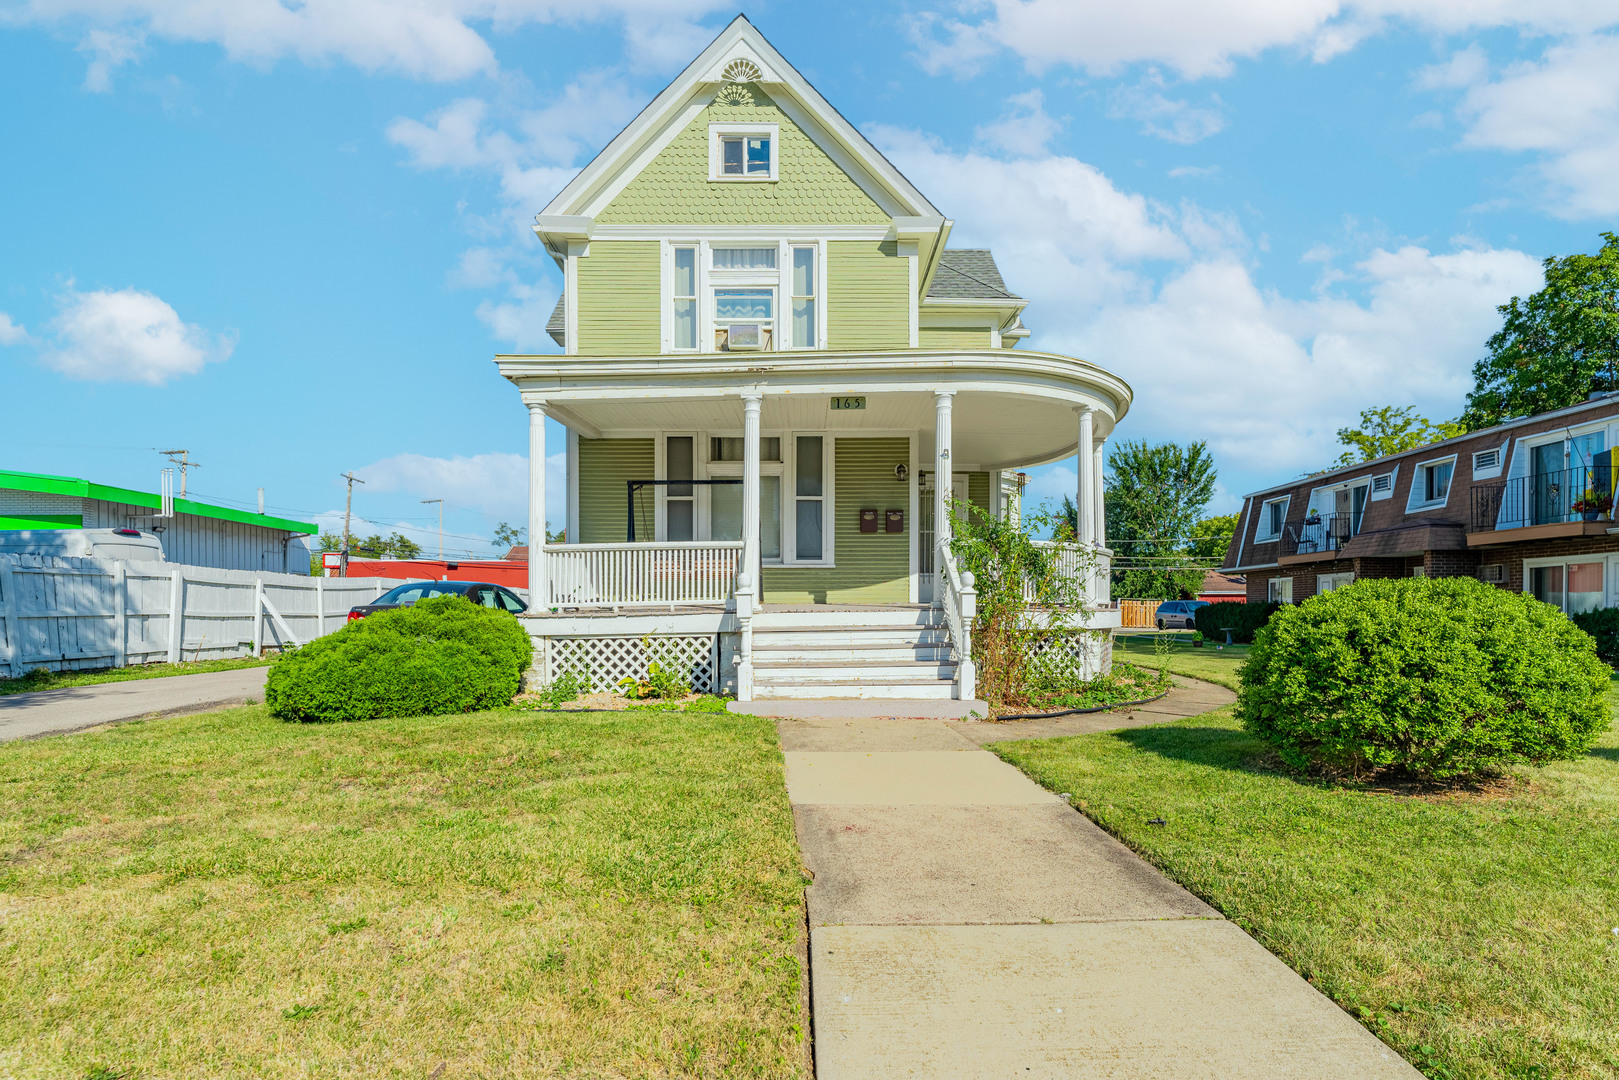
[1237,577,1610,781]
[1194,601,1279,643]
[1571,606,1619,665]
[266,596,533,722]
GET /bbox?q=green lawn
[1111,632,1250,690]
[0,705,807,1078]
[0,655,272,697]
[998,647,1619,1080]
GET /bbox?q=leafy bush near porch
[1193,601,1279,643]
[266,596,533,722]
[1238,577,1610,781]
[1571,606,1619,665]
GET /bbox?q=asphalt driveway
[0,667,270,742]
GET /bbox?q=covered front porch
[498,350,1129,700]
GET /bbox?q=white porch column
[989,469,1004,519]
[934,391,955,606]
[527,402,548,609]
[738,391,763,700]
[1092,439,1107,547]
[1076,407,1095,545]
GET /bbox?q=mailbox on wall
[859,509,879,533]
[885,510,904,533]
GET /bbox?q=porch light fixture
[894,464,909,481]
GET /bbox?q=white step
[751,608,943,629]
[753,642,954,662]
[752,681,958,700]
[752,627,951,648]
[753,660,955,683]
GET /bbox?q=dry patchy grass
[0,704,807,1079]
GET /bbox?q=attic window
[709,123,778,181]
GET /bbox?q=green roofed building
[0,469,318,574]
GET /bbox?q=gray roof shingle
[926,249,1020,300]
[547,294,565,347]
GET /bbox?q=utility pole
[340,472,365,576]
[159,450,200,498]
[421,498,443,559]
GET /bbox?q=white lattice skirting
[1027,629,1112,682]
[541,634,721,695]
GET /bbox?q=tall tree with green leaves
[1461,232,1619,430]
[1104,440,1218,599]
[1334,406,1463,467]
[1188,513,1238,562]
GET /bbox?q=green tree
[1188,513,1238,562]
[492,522,526,549]
[1104,441,1218,600]
[1461,232,1619,430]
[1334,406,1463,467]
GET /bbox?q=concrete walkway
[781,677,1422,1079]
[0,667,269,743]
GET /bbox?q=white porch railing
[1029,541,1110,607]
[936,540,977,700]
[542,541,744,608]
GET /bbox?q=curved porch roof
[495,348,1131,472]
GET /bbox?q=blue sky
[2,1,1616,556]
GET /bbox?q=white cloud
[10,0,730,88]
[1108,74,1226,143]
[37,287,232,384]
[911,0,1619,80]
[876,129,1543,480]
[0,313,30,345]
[354,449,565,532]
[974,89,1062,156]
[1168,165,1221,179]
[1439,34,1619,217]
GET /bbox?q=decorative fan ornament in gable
[723,58,761,83]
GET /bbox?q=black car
[1154,599,1208,630]
[347,580,528,621]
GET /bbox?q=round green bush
[266,595,534,722]
[1237,577,1611,781]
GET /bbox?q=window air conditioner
[725,323,763,350]
[1480,563,1505,583]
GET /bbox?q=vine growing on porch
[948,501,1109,713]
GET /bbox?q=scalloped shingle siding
[597,89,891,225]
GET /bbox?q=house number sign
[830,396,866,410]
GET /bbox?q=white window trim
[782,241,827,351]
[708,122,779,182]
[1254,495,1290,542]
[1317,571,1354,593]
[1267,576,1293,603]
[1471,441,1508,480]
[1406,453,1459,513]
[1521,553,1614,614]
[785,432,835,566]
[1368,465,1399,501]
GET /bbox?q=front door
[919,475,968,600]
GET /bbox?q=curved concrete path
[780,676,1421,1079]
[0,667,269,743]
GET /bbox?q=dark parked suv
[1154,599,1207,630]
[347,580,528,621]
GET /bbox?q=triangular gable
[539,16,940,226]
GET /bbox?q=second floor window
[672,247,697,350]
[791,247,817,348]
[715,288,774,349]
[1422,460,1453,502]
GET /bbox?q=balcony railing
[1028,540,1107,606]
[1281,513,1355,557]
[541,541,744,608]
[1472,466,1615,532]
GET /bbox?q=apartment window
[665,436,694,541]
[1268,577,1293,603]
[672,247,697,350]
[791,246,817,348]
[1423,460,1453,502]
[795,436,825,561]
[1256,496,1288,541]
[712,247,777,270]
[1528,559,1605,614]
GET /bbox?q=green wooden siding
[577,439,654,543]
[967,472,992,518]
[597,87,890,226]
[576,241,660,355]
[826,241,910,350]
[765,437,910,604]
[919,326,991,349]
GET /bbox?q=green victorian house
[499,16,1131,705]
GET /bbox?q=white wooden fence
[543,541,743,608]
[0,555,410,678]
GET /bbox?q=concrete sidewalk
[781,679,1422,1079]
[0,667,269,743]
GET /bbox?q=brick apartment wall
[1476,536,1619,593]
[1424,549,1480,578]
